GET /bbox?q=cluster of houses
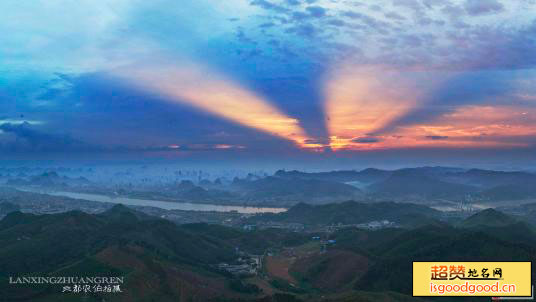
[218,254,262,277]
[324,220,396,232]
[242,222,304,232]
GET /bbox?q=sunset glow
[114,62,319,149]
[323,65,422,150]
[328,105,536,151]
[1,0,535,163]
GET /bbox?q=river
[17,188,288,214]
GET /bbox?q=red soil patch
[291,249,369,291]
[265,255,297,284]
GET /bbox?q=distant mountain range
[368,169,477,199]
[173,166,536,205]
[6,171,91,187]
[231,176,363,205]
[274,168,393,184]
[5,166,536,206]
[274,167,536,203]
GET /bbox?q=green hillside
[459,208,518,228]
[251,201,441,226]
[0,205,241,302]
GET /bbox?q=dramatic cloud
[464,0,504,16]
[374,69,536,134]
[112,59,321,149]
[425,135,449,140]
[306,6,327,18]
[1,0,536,164]
[352,137,382,144]
[0,122,98,153]
[250,0,288,13]
[323,64,429,150]
[385,105,536,148]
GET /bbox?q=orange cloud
[395,105,536,147]
[323,63,536,151]
[336,105,536,150]
[113,60,320,149]
[323,65,425,150]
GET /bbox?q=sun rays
[323,65,423,150]
[112,60,322,149]
[113,59,535,152]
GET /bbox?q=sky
[0,0,535,169]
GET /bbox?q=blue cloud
[306,6,327,18]
[0,122,98,153]
[352,137,382,144]
[425,135,449,140]
[250,0,288,13]
[464,0,504,16]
